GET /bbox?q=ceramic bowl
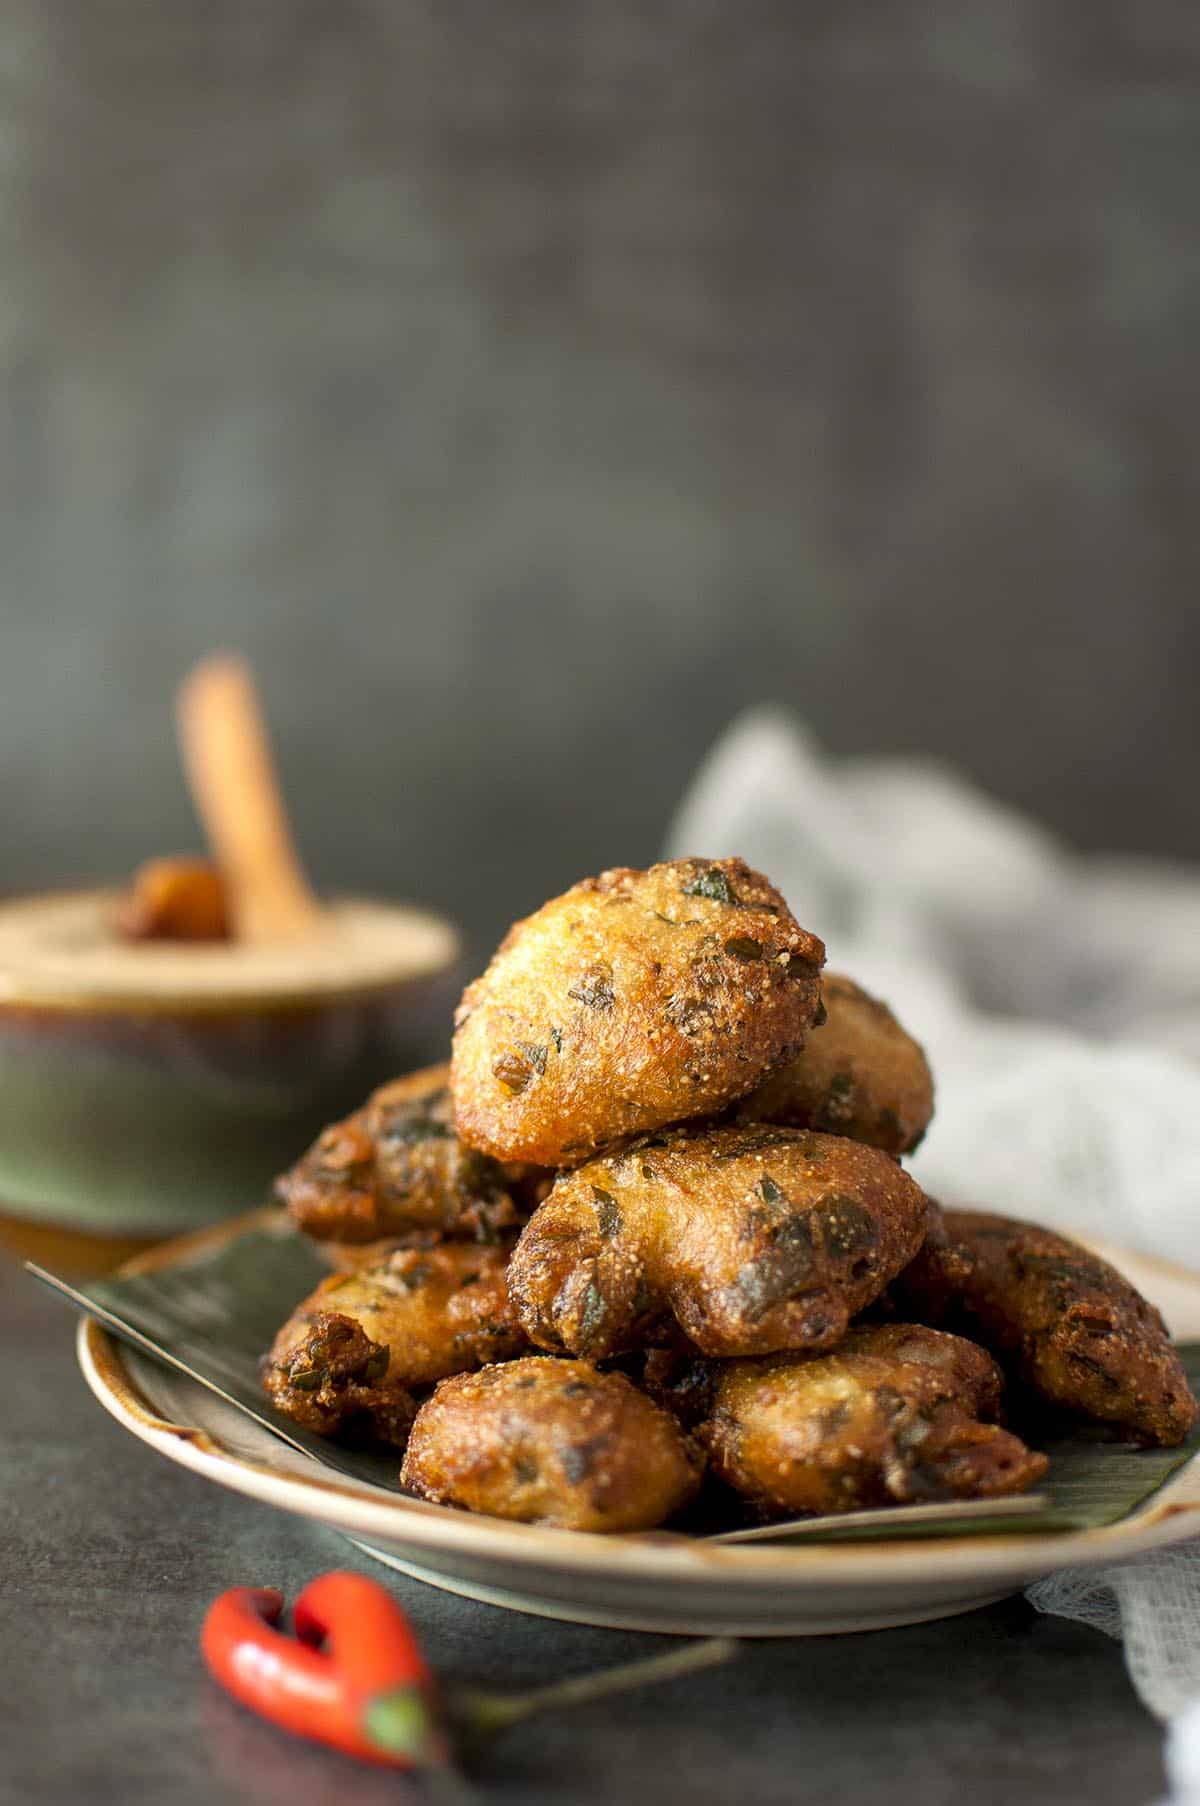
[0,889,460,1232]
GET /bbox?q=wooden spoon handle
[176,654,325,944]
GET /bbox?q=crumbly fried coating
[891,1207,1199,1448]
[399,1356,704,1531]
[276,1064,529,1245]
[642,1322,1003,1427]
[261,1309,415,1447]
[692,1324,1047,1516]
[734,972,934,1155]
[315,1194,552,1272]
[451,859,825,1167]
[317,1236,426,1273]
[264,1240,527,1433]
[507,1124,932,1360]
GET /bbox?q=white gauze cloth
[665,707,1200,1740]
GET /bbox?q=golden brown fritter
[693,1324,1047,1517]
[641,1322,1003,1428]
[261,1310,415,1448]
[451,858,825,1168]
[734,972,934,1155]
[276,1064,529,1245]
[891,1207,1199,1448]
[317,1236,424,1273]
[507,1124,932,1360]
[399,1356,704,1531]
[264,1240,528,1432]
[832,1321,1008,1419]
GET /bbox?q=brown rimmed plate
[76,1214,1200,1636]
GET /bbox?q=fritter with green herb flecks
[507,1124,932,1360]
[450,859,825,1168]
[644,1320,1005,1427]
[261,1309,415,1447]
[315,1174,554,1272]
[734,972,934,1155]
[316,1235,427,1273]
[891,1207,1198,1447]
[399,1356,704,1531]
[688,1323,1047,1516]
[263,1239,527,1439]
[276,1064,533,1245]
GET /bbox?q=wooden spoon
[176,654,326,944]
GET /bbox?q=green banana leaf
[35,1214,1200,1542]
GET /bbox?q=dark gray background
[2,2,1199,966]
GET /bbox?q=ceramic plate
[78,1219,1200,1637]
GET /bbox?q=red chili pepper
[201,1572,447,1769]
[203,1572,735,1774]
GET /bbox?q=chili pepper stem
[361,1691,478,1804]
[362,1687,446,1765]
[449,1635,737,1753]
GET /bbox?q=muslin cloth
[666,707,1200,1768]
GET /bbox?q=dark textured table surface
[1,1248,1166,1806]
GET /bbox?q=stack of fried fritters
[264,857,1197,1533]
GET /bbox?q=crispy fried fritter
[399,1356,704,1531]
[642,1322,1004,1428]
[734,972,934,1155]
[892,1208,1199,1448]
[507,1125,932,1360]
[692,1324,1047,1516]
[261,1310,415,1447]
[317,1236,425,1273]
[843,1320,1006,1418]
[264,1240,527,1436]
[451,859,825,1168]
[276,1064,529,1245]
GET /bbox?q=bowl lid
[0,890,460,1012]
